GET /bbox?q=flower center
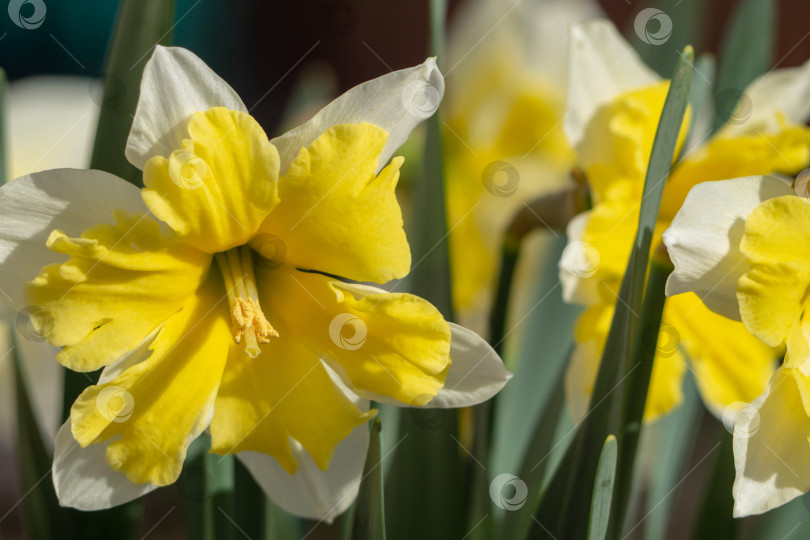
[215,245,277,358]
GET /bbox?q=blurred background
[1,0,809,538]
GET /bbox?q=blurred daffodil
[560,20,810,422]
[443,0,599,330]
[664,171,810,516]
[0,46,510,520]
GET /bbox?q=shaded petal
[209,319,373,474]
[126,46,247,169]
[237,419,369,523]
[663,175,793,320]
[738,194,810,347]
[666,292,777,418]
[259,123,409,283]
[733,368,810,516]
[719,59,810,139]
[0,169,145,309]
[271,59,443,175]
[52,420,159,511]
[565,20,659,149]
[69,272,231,486]
[143,108,280,253]
[256,267,452,407]
[24,211,210,372]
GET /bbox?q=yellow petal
[256,265,452,406]
[666,292,777,415]
[69,271,232,486]
[258,123,410,283]
[143,107,280,253]
[662,125,810,221]
[209,322,374,474]
[577,81,690,205]
[738,195,810,348]
[24,210,210,372]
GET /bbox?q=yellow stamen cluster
[216,246,277,358]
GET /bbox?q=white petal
[425,323,511,408]
[238,420,370,522]
[125,46,247,169]
[565,20,659,149]
[662,175,792,320]
[271,58,444,175]
[559,211,602,305]
[0,169,146,309]
[717,59,810,139]
[732,369,810,517]
[52,419,158,510]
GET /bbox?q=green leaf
[489,234,580,485]
[233,459,266,540]
[636,375,702,539]
[349,419,386,540]
[498,356,568,540]
[588,435,617,540]
[12,331,73,539]
[182,434,237,540]
[386,2,468,538]
[265,499,303,540]
[712,0,775,131]
[89,0,177,187]
[633,0,707,78]
[534,47,693,539]
[689,417,737,538]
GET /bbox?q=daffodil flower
[663,171,810,516]
[443,0,599,329]
[0,46,510,520]
[559,20,810,422]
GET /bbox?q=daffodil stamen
[216,246,277,357]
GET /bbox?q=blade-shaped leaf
[712,0,775,131]
[386,1,468,538]
[349,419,386,540]
[588,435,618,540]
[12,331,72,539]
[534,47,693,539]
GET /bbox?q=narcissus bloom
[664,172,810,516]
[560,20,810,422]
[0,46,510,520]
[443,0,599,328]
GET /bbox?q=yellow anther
[216,246,277,357]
